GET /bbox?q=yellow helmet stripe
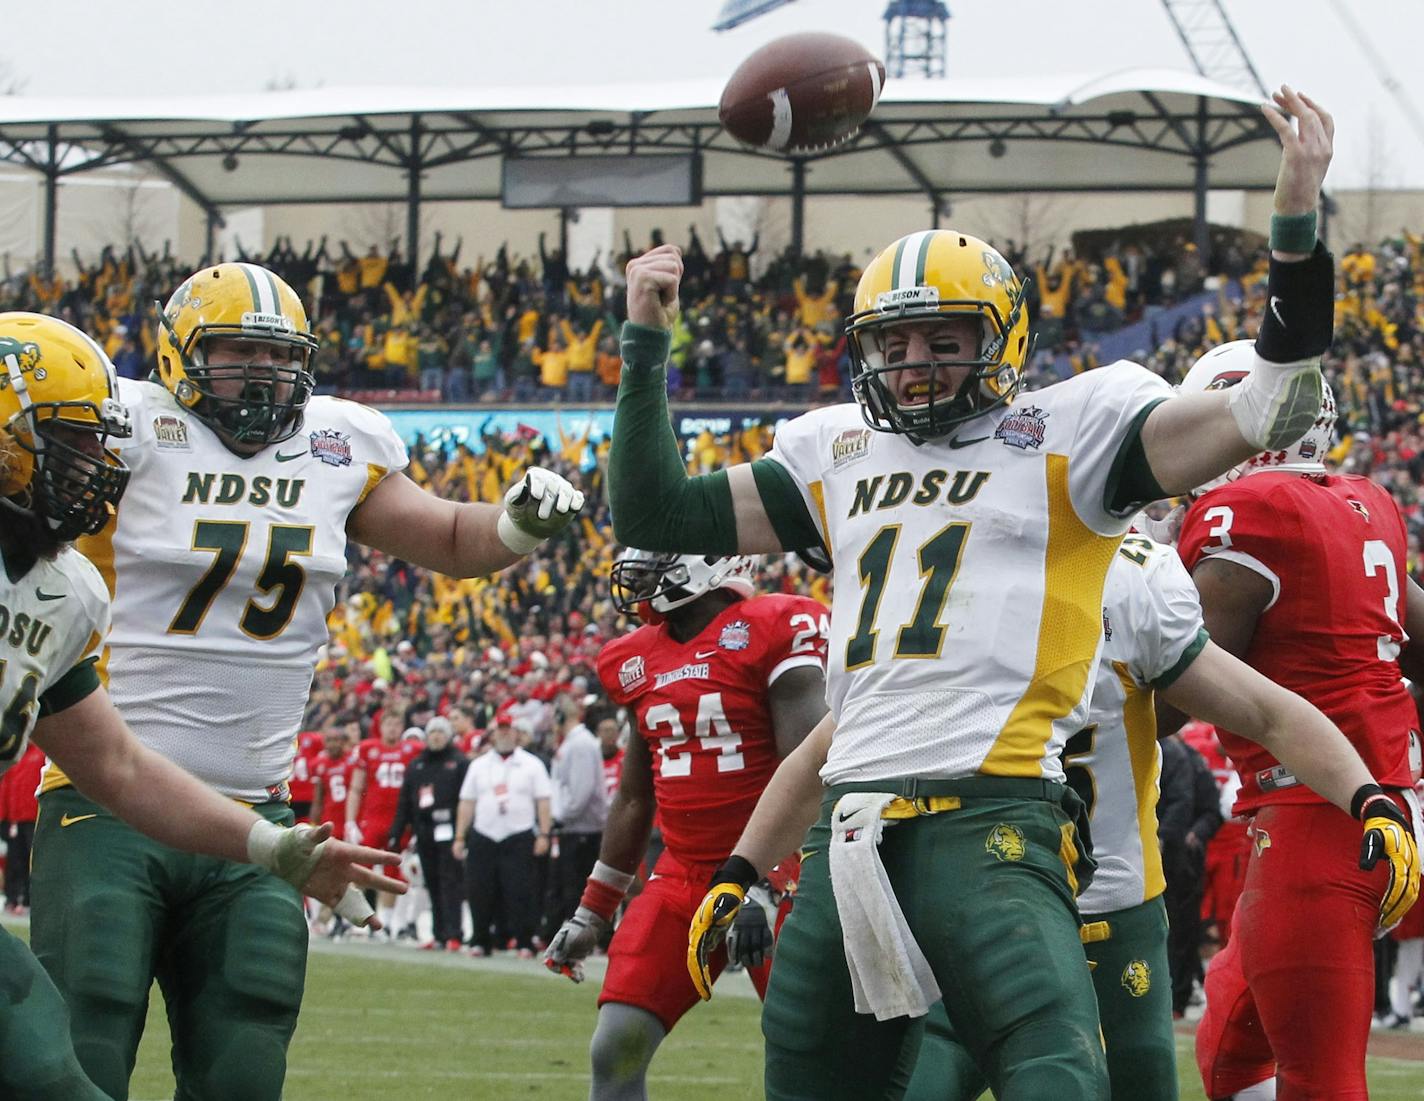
[894,230,936,291]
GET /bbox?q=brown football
[719,32,885,153]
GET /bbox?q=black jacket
[388,747,469,848]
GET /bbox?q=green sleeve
[750,458,827,557]
[608,323,739,554]
[1150,628,1210,691]
[38,657,101,717]
[1103,397,1169,517]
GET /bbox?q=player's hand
[533,834,550,857]
[1356,787,1421,929]
[687,855,760,1001]
[248,821,407,927]
[497,468,585,555]
[452,835,467,862]
[543,905,611,983]
[726,882,777,969]
[1262,85,1333,217]
[625,244,683,331]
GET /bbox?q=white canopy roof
[0,67,1279,213]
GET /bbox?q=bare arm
[1160,640,1373,813]
[309,776,325,825]
[595,729,657,874]
[452,797,475,861]
[731,711,834,876]
[348,472,518,577]
[1397,576,1424,686]
[345,766,366,831]
[767,665,829,759]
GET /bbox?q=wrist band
[1351,783,1384,821]
[1270,211,1317,254]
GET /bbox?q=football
[719,32,886,153]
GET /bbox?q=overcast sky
[7,0,1423,187]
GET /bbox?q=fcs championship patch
[719,619,751,651]
[309,428,353,467]
[994,406,1048,450]
[985,823,1026,862]
[1121,960,1151,998]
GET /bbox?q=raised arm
[1137,87,1335,497]
[609,245,790,556]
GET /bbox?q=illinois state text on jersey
[597,593,829,865]
[1178,470,1418,812]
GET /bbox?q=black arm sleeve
[1255,241,1334,363]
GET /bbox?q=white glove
[543,905,611,983]
[1134,504,1185,546]
[497,468,586,555]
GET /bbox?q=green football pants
[761,779,1108,1101]
[30,787,308,1101]
[0,922,111,1100]
[905,895,1177,1100]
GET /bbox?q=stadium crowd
[1,224,1422,1028]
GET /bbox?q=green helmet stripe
[913,231,934,286]
[261,268,283,315]
[237,263,263,312]
[890,235,911,291]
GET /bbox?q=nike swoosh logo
[275,450,307,462]
[836,809,857,823]
[36,590,65,601]
[948,435,989,449]
[694,650,719,659]
[1269,296,1286,327]
[60,814,97,827]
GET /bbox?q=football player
[608,89,1415,1100]
[346,710,423,932]
[1179,343,1422,1100]
[310,725,357,837]
[902,532,1207,1100]
[543,549,828,1101]
[29,262,585,1100]
[0,313,402,1098]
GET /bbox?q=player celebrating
[608,89,1415,1099]
[0,312,402,1098]
[1178,343,1421,1100]
[543,549,828,1100]
[346,710,423,932]
[29,262,585,1100]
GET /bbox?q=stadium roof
[0,67,1279,266]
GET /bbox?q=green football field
[4,921,1418,1099]
[119,938,1424,1101]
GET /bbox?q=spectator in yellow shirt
[560,318,604,404]
[533,333,570,400]
[783,326,822,402]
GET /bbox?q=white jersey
[1071,534,1206,915]
[767,361,1173,785]
[43,379,408,801]
[0,545,109,776]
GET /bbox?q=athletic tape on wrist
[496,511,544,555]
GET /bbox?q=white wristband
[497,511,544,556]
[590,859,637,893]
[246,819,284,872]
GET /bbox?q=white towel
[828,792,942,1021]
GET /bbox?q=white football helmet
[611,548,756,617]
[1178,340,1337,496]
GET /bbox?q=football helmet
[156,263,318,447]
[847,230,1031,440]
[0,312,131,540]
[1178,340,1337,496]
[611,549,756,619]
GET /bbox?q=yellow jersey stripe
[982,452,1121,776]
[1117,659,1166,901]
[356,463,389,507]
[808,479,831,558]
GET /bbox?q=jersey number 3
[169,520,314,640]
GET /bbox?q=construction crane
[1159,0,1268,97]
[1323,0,1424,151]
[711,0,799,32]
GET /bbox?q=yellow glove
[1355,786,1421,929]
[687,855,760,1001]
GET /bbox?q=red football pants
[1195,799,1402,1100]
[599,850,773,1032]
[1202,819,1250,946]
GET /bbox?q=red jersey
[1179,472,1417,812]
[287,730,324,806]
[602,748,625,799]
[353,738,422,827]
[312,752,357,829]
[597,593,828,865]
